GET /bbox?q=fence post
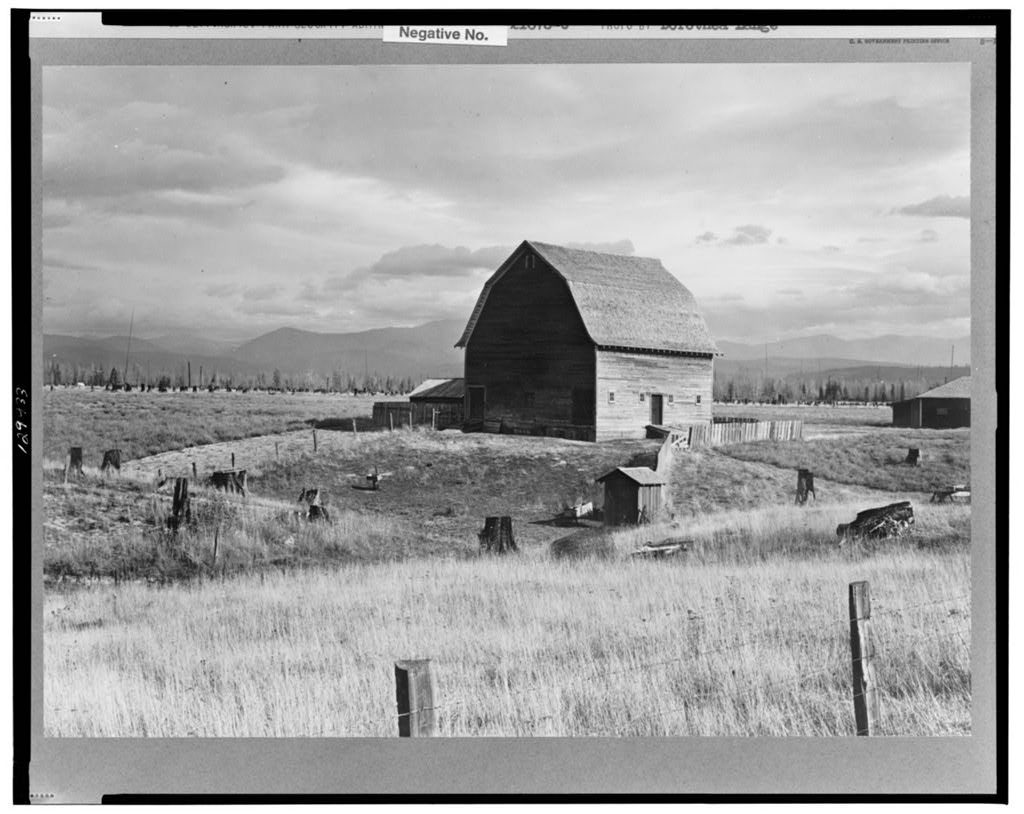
[432,408,437,431]
[313,429,318,452]
[275,441,279,460]
[849,580,880,735]
[231,452,235,469]
[395,659,436,737]
[192,460,197,479]
[352,417,357,435]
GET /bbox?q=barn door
[468,386,486,420]
[650,394,664,426]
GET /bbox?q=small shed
[892,376,970,429]
[409,377,465,429]
[596,466,667,526]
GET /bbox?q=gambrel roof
[455,240,718,355]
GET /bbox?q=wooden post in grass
[169,477,191,531]
[389,412,394,432]
[192,460,197,479]
[231,452,235,469]
[796,469,815,505]
[313,429,318,452]
[351,417,357,435]
[432,409,437,431]
[64,446,83,483]
[100,448,121,475]
[849,580,880,735]
[275,441,280,459]
[395,659,436,737]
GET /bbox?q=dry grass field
[42,387,375,462]
[41,396,972,737]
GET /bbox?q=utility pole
[949,344,955,382]
[122,307,135,387]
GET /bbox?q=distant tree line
[45,358,426,395]
[713,371,959,405]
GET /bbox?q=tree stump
[479,516,517,554]
[905,448,921,466]
[167,477,191,531]
[836,501,914,541]
[209,469,247,496]
[795,468,816,505]
[307,504,330,523]
[64,447,84,482]
[100,448,121,475]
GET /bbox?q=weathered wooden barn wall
[463,252,596,437]
[594,350,713,440]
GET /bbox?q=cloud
[365,244,511,280]
[821,245,841,254]
[897,195,970,218]
[695,231,718,244]
[919,229,939,242]
[204,282,238,297]
[242,283,282,302]
[723,224,772,246]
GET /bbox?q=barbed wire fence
[390,582,970,738]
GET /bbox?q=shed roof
[596,466,668,486]
[456,240,718,355]
[408,377,465,400]
[916,376,971,400]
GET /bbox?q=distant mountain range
[716,334,971,367]
[44,319,466,384]
[43,321,969,386]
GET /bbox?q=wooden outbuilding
[891,376,970,429]
[456,240,718,441]
[596,466,667,526]
[408,377,465,429]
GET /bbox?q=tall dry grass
[45,526,969,738]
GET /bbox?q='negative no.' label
[383,26,508,47]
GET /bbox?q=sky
[41,62,971,345]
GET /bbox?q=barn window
[696,395,701,404]
[608,390,615,403]
[639,392,646,402]
[936,407,948,416]
[668,395,674,404]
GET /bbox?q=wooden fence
[372,401,464,431]
[685,419,802,448]
[392,580,968,737]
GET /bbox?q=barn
[455,240,718,441]
[891,375,971,429]
[596,466,667,526]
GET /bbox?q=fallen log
[836,501,914,541]
[930,485,971,504]
[631,538,690,559]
